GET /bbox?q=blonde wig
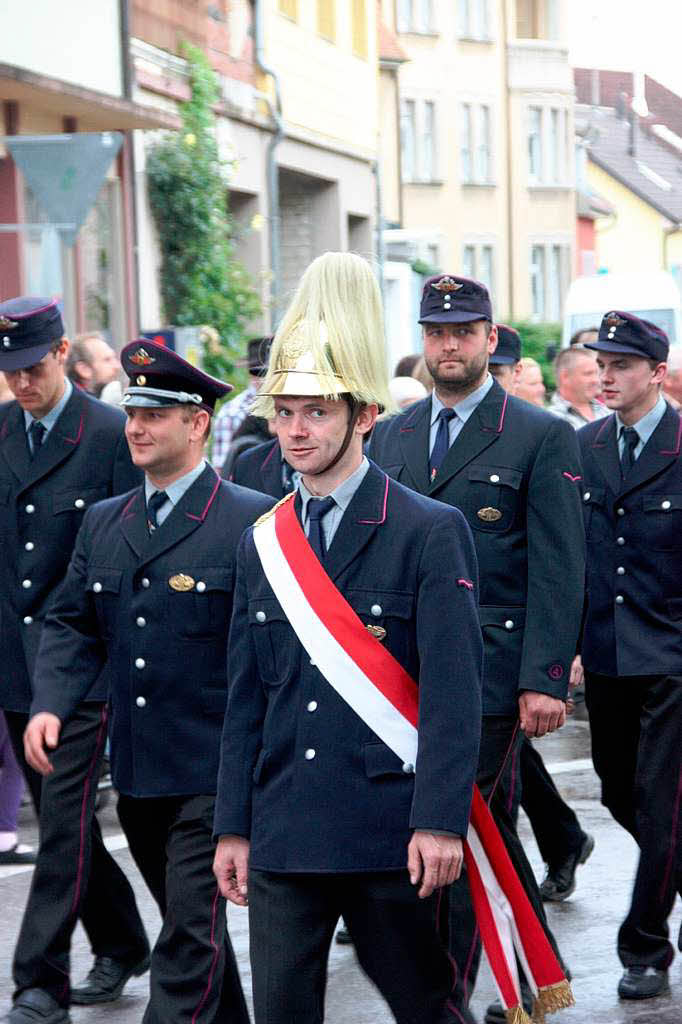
[253,252,394,417]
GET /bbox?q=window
[528,107,542,183]
[548,109,560,183]
[458,0,490,40]
[476,105,491,182]
[462,245,476,279]
[530,246,545,319]
[317,0,335,40]
[397,0,434,32]
[401,99,438,182]
[516,0,537,38]
[400,100,416,182]
[278,0,298,19]
[462,242,495,290]
[421,101,436,181]
[352,0,368,58]
[530,243,569,321]
[460,104,473,183]
[461,103,493,184]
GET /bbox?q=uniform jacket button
[661,500,671,510]
[196,581,206,592]
[617,567,625,575]
[74,498,85,509]
[307,700,318,712]
[490,474,500,483]
[25,542,34,551]
[25,504,35,514]
[504,619,514,630]
[92,582,103,593]
[141,578,150,589]
[402,762,415,773]
[371,604,382,617]
[136,616,146,627]
[583,492,591,501]
[256,610,266,623]
[22,579,31,589]
[617,507,625,516]
[135,657,146,669]
[304,748,316,760]
[136,696,146,708]
[615,595,624,605]
[617,536,625,545]
[23,616,33,625]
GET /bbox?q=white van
[562,271,682,346]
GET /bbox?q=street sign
[5,132,123,246]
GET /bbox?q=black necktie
[29,420,46,459]
[147,491,168,534]
[307,496,336,561]
[282,461,295,494]
[620,427,639,477]
[429,408,457,481]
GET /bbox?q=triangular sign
[6,132,123,247]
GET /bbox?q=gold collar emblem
[366,624,387,641]
[169,573,196,592]
[477,507,502,522]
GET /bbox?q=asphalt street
[1,709,680,1024]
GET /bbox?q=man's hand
[569,654,584,690]
[24,713,62,775]
[213,836,250,906]
[407,831,463,899]
[518,691,566,738]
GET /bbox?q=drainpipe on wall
[119,0,141,336]
[501,0,514,320]
[373,157,386,307]
[252,0,284,328]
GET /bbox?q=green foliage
[507,320,561,391]
[411,258,440,277]
[146,44,260,381]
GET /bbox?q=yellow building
[577,104,682,279]
[382,0,576,355]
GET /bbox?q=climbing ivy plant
[146,44,260,380]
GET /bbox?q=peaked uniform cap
[584,311,669,362]
[0,296,64,371]
[490,324,521,365]
[120,339,232,413]
[419,274,493,325]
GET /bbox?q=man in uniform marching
[369,275,585,1023]
[0,297,149,1024]
[212,252,485,1024]
[578,312,682,1001]
[25,341,273,1023]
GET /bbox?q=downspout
[373,157,385,306]
[501,0,514,319]
[119,0,141,335]
[252,0,284,328]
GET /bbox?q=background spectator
[411,355,434,393]
[549,347,607,429]
[569,327,599,348]
[66,332,122,399]
[515,356,546,406]
[388,376,428,409]
[393,354,420,378]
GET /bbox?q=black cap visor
[418,311,491,326]
[0,340,56,373]
[584,339,665,360]
[489,353,518,365]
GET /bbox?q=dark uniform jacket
[0,387,140,713]
[213,461,483,872]
[368,381,585,715]
[578,403,682,677]
[231,438,286,498]
[31,465,273,797]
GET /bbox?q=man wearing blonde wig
[213,252,484,1024]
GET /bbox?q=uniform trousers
[446,716,562,1015]
[117,793,250,1024]
[516,738,585,871]
[247,867,453,1024]
[585,672,682,969]
[4,704,149,1007]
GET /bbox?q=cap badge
[366,624,387,641]
[130,347,156,366]
[477,506,502,522]
[169,573,196,592]
[605,314,626,328]
[432,277,463,293]
[136,375,147,386]
[0,316,18,330]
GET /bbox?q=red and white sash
[253,493,574,1024]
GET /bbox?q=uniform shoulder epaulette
[253,491,295,529]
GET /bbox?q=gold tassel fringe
[505,1006,533,1024]
[532,979,575,1021]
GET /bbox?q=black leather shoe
[484,980,532,1023]
[5,989,70,1023]
[70,954,151,1005]
[335,926,353,945]
[618,966,669,1000]
[539,833,594,901]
